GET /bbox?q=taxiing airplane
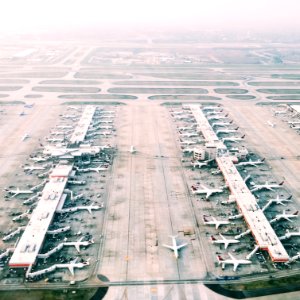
[211,234,240,249]
[163,235,187,259]
[267,120,276,128]
[217,253,251,272]
[21,134,30,141]
[203,216,230,229]
[250,180,284,192]
[191,183,224,199]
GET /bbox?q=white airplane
[290,125,300,130]
[162,235,188,259]
[172,114,192,120]
[182,147,196,154]
[203,216,231,229]
[279,229,300,241]
[177,125,196,131]
[180,139,197,146]
[58,203,103,215]
[23,165,47,172]
[76,165,108,173]
[130,145,136,154]
[21,134,30,141]
[12,210,31,222]
[61,114,78,119]
[270,210,299,223]
[216,128,239,135]
[67,106,81,111]
[268,194,292,206]
[56,125,74,129]
[46,137,65,143]
[288,121,300,126]
[24,103,35,108]
[250,180,284,192]
[29,156,49,163]
[211,234,240,249]
[222,135,245,143]
[47,226,71,235]
[64,237,94,253]
[267,120,276,128]
[217,253,251,272]
[191,183,224,199]
[236,158,265,167]
[202,105,222,112]
[212,121,233,128]
[192,159,213,169]
[179,132,198,138]
[272,108,288,116]
[207,114,229,121]
[5,187,34,198]
[50,130,72,136]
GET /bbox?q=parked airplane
[262,195,293,211]
[207,114,229,121]
[12,210,31,222]
[191,183,224,199]
[211,234,240,249]
[56,125,74,129]
[23,165,46,172]
[217,253,251,272]
[46,137,65,143]
[236,158,265,167]
[162,235,188,259]
[29,156,49,163]
[222,135,245,143]
[270,210,299,223]
[57,202,103,215]
[192,159,213,169]
[203,216,230,229]
[216,128,239,135]
[272,107,288,116]
[179,132,198,138]
[250,180,284,192]
[27,257,90,278]
[279,228,300,240]
[76,165,108,173]
[212,121,233,128]
[180,139,197,146]
[64,237,94,253]
[267,120,276,128]
[177,124,196,131]
[182,147,196,154]
[5,187,34,198]
[21,134,30,141]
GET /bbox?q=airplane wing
[206,191,213,199]
[177,243,188,250]
[224,241,229,249]
[75,244,81,253]
[86,207,92,215]
[228,252,236,261]
[233,262,238,272]
[68,265,75,276]
[162,244,174,251]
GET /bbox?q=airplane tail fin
[293,211,299,216]
[241,134,245,139]
[217,255,224,262]
[210,235,216,241]
[279,181,284,186]
[230,120,233,124]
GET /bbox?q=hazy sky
[1,0,300,33]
